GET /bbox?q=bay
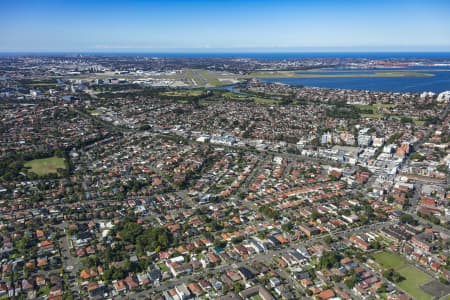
[260,67,450,93]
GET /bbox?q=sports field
[24,156,66,176]
[372,251,433,300]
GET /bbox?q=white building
[437,91,450,103]
[358,135,372,147]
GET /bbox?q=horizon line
[1,50,450,54]
[1,45,450,54]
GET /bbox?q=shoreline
[247,70,434,79]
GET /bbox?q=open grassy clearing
[157,262,168,272]
[353,103,396,111]
[160,89,205,97]
[354,104,396,120]
[26,83,58,87]
[88,109,101,116]
[390,115,425,125]
[24,156,66,176]
[372,251,433,300]
[372,251,405,268]
[220,91,280,105]
[361,113,384,119]
[253,97,279,104]
[353,104,424,124]
[247,88,290,97]
[413,119,425,126]
[397,265,433,300]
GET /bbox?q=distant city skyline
[1,0,450,52]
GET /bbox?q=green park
[372,251,433,300]
[24,156,66,176]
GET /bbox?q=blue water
[1,51,450,60]
[1,51,449,92]
[297,71,377,75]
[93,52,450,60]
[261,67,450,93]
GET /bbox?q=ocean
[260,66,450,93]
[2,51,450,60]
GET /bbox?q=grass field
[372,251,405,268]
[372,251,433,300]
[397,266,433,300]
[24,156,66,176]
[220,91,279,104]
[88,109,101,116]
[355,104,393,120]
[161,90,205,97]
[353,103,396,111]
[26,83,58,87]
[361,113,384,119]
[253,97,279,104]
[354,104,425,124]
[157,262,168,272]
[247,88,290,98]
[413,119,425,126]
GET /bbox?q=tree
[258,205,280,220]
[324,236,333,245]
[310,210,320,220]
[319,252,342,269]
[437,164,449,174]
[213,239,227,248]
[257,230,268,240]
[135,227,172,252]
[231,236,244,244]
[399,214,418,226]
[119,221,143,244]
[281,222,293,233]
[382,268,404,283]
[400,117,413,124]
[410,152,425,161]
[233,282,243,293]
[370,240,381,250]
[139,124,152,131]
[344,273,357,289]
[387,195,395,203]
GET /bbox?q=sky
[0,0,450,52]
